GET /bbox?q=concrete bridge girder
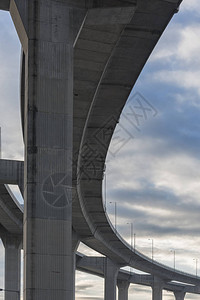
[0,159,24,193]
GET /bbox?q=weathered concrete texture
[0,0,10,11]
[1,233,21,300]
[0,160,24,194]
[9,0,28,52]
[152,276,164,300]
[0,185,23,235]
[174,291,186,300]
[104,258,119,300]
[22,1,80,299]
[117,280,130,300]
[72,231,80,300]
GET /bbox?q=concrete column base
[152,276,164,300]
[174,291,186,300]
[2,234,22,300]
[72,230,80,300]
[117,279,130,300]
[104,258,119,300]
[19,1,85,299]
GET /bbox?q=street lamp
[127,222,133,250]
[170,250,176,271]
[110,201,117,232]
[148,238,154,261]
[134,233,136,252]
[127,222,136,252]
[193,258,198,277]
[103,164,106,212]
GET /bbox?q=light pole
[170,250,176,270]
[148,238,154,261]
[193,258,198,277]
[127,222,133,250]
[127,222,136,252]
[103,164,107,212]
[134,233,136,252]
[110,201,117,232]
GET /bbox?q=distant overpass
[0,183,199,300]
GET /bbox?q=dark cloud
[77,298,103,300]
[129,284,151,293]
[107,185,200,238]
[76,284,94,292]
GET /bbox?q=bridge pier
[104,258,119,300]
[72,231,80,300]
[10,1,85,300]
[117,279,130,300]
[2,234,21,300]
[174,291,186,300]
[152,276,164,300]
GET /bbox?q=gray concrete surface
[0,224,22,300]
[0,185,22,235]
[22,1,76,299]
[117,280,130,300]
[174,291,186,300]
[2,235,21,300]
[0,0,10,11]
[0,160,23,193]
[152,276,164,300]
[104,258,119,300]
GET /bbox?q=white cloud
[178,25,200,65]
[152,70,200,96]
[180,0,199,12]
[151,23,200,68]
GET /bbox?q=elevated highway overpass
[0,183,199,300]
[0,0,195,299]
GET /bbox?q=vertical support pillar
[2,235,22,300]
[152,276,164,300]
[174,291,186,300]
[117,279,130,300]
[104,258,119,300]
[72,230,80,300]
[22,1,81,300]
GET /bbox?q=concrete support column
[22,1,83,300]
[117,279,130,300]
[152,276,164,300]
[2,235,22,300]
[72,230,80,300]
[174,291,186,300]
[104,258,119,300]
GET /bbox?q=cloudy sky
[0,1,200,299]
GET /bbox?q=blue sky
[0,1,200,299]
